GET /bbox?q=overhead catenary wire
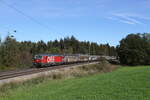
[0,0,52,31]
[0,0,76,40]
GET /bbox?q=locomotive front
[33,54,50,67]
[33,55,43,67]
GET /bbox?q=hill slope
[1,66,150,100]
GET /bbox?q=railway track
[0,62,97,80]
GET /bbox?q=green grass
[1,66,150,100]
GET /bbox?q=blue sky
[0,0,150,46]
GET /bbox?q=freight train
[33,54,100,67]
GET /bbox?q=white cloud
[112,13,144,25]
[119,20,135,25]
[115,13,150,20]
[107,12,150,25]
[106,16,137,25]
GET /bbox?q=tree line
[0,36,116,69]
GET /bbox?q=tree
[37,40,47,53]
[0,36,20,67]
[117,33,150,65]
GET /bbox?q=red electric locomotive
[33,54,64,67]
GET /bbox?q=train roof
[35,54,100,57]
[35,54,63,56]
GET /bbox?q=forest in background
[0,36,116,69]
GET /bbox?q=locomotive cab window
[35,55,43,59]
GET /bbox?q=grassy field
[1,66,150,100]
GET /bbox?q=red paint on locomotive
[41,56,48,63]
[33,54,64,67]
[54,56,63,62]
